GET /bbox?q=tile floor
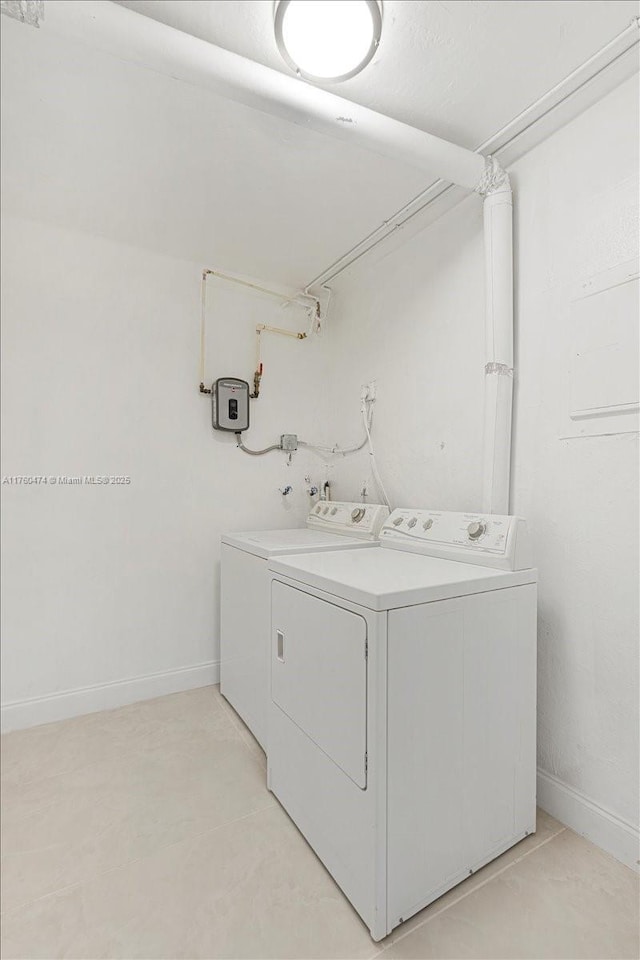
[1,685,638,960]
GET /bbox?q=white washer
[268,508,537,941]
[220,501,389,751]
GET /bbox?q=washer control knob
[330,507,338,515]
[392,516,403,526]
[314,505,322,514]
[351,507,366,523]
[407,517,417,528]
[323,506,330,515]
[423,518,433,531]
[467,521,486,540]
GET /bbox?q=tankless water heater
[212,378,250,432]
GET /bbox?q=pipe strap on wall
[485,362,514,376]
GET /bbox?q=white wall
[0,214,335,728]
[326,76,639,868]
[509,76,639,869]
[321,194,486,509]
[1,9,390,731]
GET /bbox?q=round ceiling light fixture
[274,0,383,83]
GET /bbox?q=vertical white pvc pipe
[482,180,514,515]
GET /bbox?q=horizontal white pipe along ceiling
[42,0,485,190]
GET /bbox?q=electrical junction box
[212,378,250,432]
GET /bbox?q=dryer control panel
[306,501,389,540]
[380,510,533,570]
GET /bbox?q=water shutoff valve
[305,475,318,498]
[280,434,298,452]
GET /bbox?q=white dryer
[268,508,537,941]
[220,501,389,751]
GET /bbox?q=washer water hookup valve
[279,485,293,496]
[305,476,319,497]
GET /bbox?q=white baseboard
[537,768,640,873]
[1,660,220,732]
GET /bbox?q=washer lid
[269,547,537,610]
[221,528,379,560]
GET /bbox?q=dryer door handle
[276,630,285,662]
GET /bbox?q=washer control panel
[306,501,390,540]
[380,510,533,570]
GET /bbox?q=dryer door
[271,580,368,788]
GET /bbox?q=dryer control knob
[467,521,486,540]
[351,507,365,523]
[407,517,417,528]
[423,518,433,530]
[392,517,403,526]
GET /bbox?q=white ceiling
[115,1,638,147]
[2,1,637,288]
